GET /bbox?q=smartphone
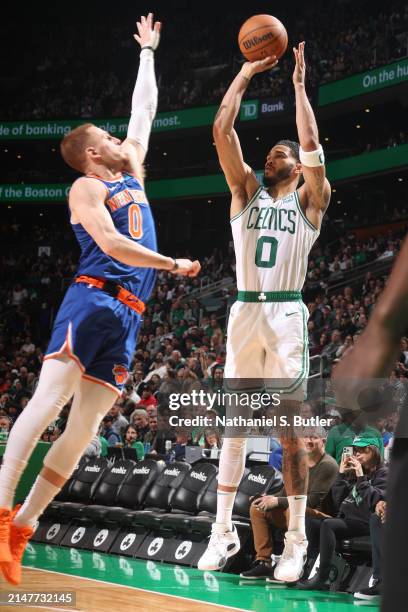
[342,446,353,459]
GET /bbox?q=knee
[320,518,334,535]
[280,437,305,452]
[222,437,246,451]
[250,503,260,521]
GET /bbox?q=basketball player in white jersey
[198,42,331,581]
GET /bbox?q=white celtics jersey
[231,186,319,292]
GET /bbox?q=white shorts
[224,299,309,401]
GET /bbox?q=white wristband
[299,145,325,167]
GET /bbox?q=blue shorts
[45,283,141,394]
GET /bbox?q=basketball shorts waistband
[75,275,145,315]
[237,290,302,302]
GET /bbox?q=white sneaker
[273,531,308,583]
[197,524,240,571]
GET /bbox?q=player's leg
[1,377,117,585]
[197,434,245,571]
[274,425,309,582]
[0,355,82,564]
[264,301,310,582]
[198,302,263,571]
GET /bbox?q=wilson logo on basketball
[243,31,274,50]
[112,364,129,385]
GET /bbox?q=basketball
[238,14,288,62]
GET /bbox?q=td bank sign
[240,100,259,121]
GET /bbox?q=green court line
[22,543,379,612]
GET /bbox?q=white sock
[13,476,61,528]
[287,495,307,536]
[215,490,236,532]
[0,456,27,509]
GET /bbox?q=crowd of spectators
[1,214,406,600]
[1,0,407,119]
[0,209,406,461]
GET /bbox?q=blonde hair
[60,123,95,173]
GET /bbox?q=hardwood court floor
[2,567,236,611]
[0,543,380,612]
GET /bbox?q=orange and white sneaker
[0,507,13,563]
[0,507,34,585]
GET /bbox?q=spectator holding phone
[298,436,387,590]
[325,411,384,463]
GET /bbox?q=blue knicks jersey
[72,173,157,303]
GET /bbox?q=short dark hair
[275,139,300,162]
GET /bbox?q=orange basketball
[238,14,288,62]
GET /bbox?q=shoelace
[0,510,11,542]
[207,532,227,551]
[280,540,296,561]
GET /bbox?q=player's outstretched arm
[213,57,277,213]
[122,13,161,177]
[294,42,331,229]
[69,177,200,277]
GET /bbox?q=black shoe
[354,580,381,601]
[240,560,274,580]
[295,573,329,591]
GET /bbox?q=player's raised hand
[241,56,278,79]
[293,41,306,86]
[170,259,201,277]
[133,12,161,50]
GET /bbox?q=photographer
[298,436,387,590]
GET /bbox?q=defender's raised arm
[123,13,161,176]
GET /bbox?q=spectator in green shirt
[325,411,384,463]
[97,423,109,457]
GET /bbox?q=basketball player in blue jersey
[198,43,331,581]
[0,13,200,585]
